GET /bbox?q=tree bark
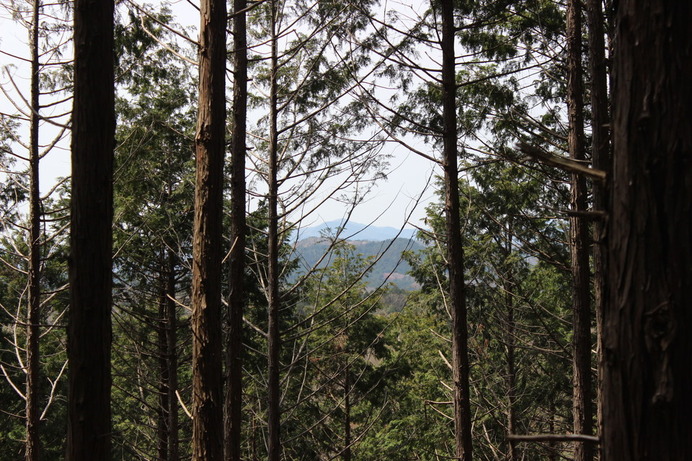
[603,1,692,459]
[157,247,179,461]
[504,230,518,461]
[191,0,226,458]
[166,250,179,461]
[224,0,247,458]
[25,0,42,459]
[67,0,115,458]
[566,1,593,460]
[267,2,281,459]
[158,269,169,461]
[440,0,473,459]
[585,0,610,451]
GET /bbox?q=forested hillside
[294,235,424,290]
[1,0,690,460]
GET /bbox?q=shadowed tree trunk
[603,1,692,459]
[566,1,593,459]
[191,0,226,458]
[441,0,473,459]
[157,246,179,461]
[585,0,609,447]
[67,0,115,458]
[166,250,179,461]
[224,0,247,458]
[267,1,281,459]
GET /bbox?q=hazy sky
[0,0,438,231]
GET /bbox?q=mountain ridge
[294,220,418,242]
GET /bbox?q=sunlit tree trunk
[603,1,692,459]
[67,0,115,457]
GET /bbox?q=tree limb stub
[517,142,607,182]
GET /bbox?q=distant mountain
[294,220,418,242]
[293,236,425,290]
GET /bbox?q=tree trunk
[585,0,609,450]
[25,0,41,459]
[157,247,179,461]
[440,0,473,459]
[504,231,518,461]
[566,1,593,459]
[343,365,351,461]
[158,267,169,461]
[166,249,179,461]
[191,0,226,458]
[603,1,692,459]
[67,0,115,458]
[267,1,281,459]
[224,0,247,458]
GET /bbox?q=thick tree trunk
[603,1,692,459]
[67,0,115,458]
[224,0,247,458]
[267,2,281,459]
[440,1,473,459]
[25,1,41,459]
[585,0,609,449]
[566,1,593,460]
[191,0,226,458]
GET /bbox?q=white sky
[0,0,437,230]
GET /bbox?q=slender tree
[603,1,692,459]
[440,0,472,459]
[25,0,42,459]
[67,0,115,458]
[266,2,281,459]
[224,0,248,458]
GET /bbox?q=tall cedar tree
[267,2,281,459]
[603,1,692,459]
[565,0,593,459]
[224,0,248,458]
[191,0,226,458]
[26,0,41,458]
[585,0,609,440]
[67,0,115,458]
[440,0,473,459]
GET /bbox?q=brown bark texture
[603,1,692,459]
[267,0,281,456]
[224,0,247,458]
[67,0,115,459]
[566,1,594,460]
[440,0,473,459]
[191,0,226,458]
[26,0,41,459]
[585,0,610,448]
